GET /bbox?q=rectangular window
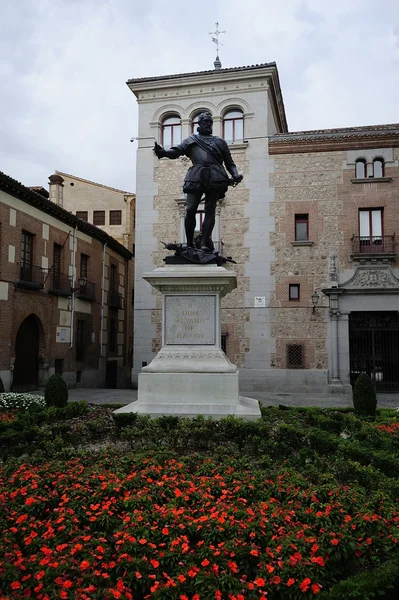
[53,243,62,288]
[109,210,122,225]
[289,284,300,300]
[21,231,34,281]
[54,359,64,375]
[76,211,88,222]
[295,214,309,241]
[108,316,117,353]
[287,344,304,368]
[359,209,383,243]
[110,264,117,292]
[93,210,105,226]
[76,319,87,361]
[80,254,88,279]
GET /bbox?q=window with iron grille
[109,210,122,225]
[287,344,304,368]
[93,210,105,225]
[76,211,88,222]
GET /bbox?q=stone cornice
[127,63,288,134]
[269,126,399,154]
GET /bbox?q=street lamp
[311,290,320,314]
[71,276,87,292]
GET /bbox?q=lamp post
[311,290,320,314]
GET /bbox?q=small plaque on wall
[254,296,266,308]
[164,295,216,345]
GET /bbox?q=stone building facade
[127,61,399,393]
[0,171,133,391]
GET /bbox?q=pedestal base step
[114,396,261,420]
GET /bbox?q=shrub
[44,374,68,408]
[0,392,46,411]
[353,372,377,416]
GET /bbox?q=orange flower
[138,538,147,545]
[201,558,210,567]
[287,578,295,586]
[150,559,160,568]
[178,574,186,583]
[162,527,169,535]
[311,583,322,594]
[255,577,265,587]
[331,538,339,546]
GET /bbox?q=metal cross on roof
[209,22,226,56]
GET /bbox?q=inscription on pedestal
[164,295,216,345]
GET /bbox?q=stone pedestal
[116,264,261,419]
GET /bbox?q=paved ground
[62,388,399,409]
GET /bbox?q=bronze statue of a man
[154,112,243,252]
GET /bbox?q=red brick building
[0,171,133,391]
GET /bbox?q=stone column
[175,198,187,243]
[329,292,344,393]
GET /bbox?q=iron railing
[351,235,396,256]
[75,280,96,301]
[16,264,45,290]
[48,272,72,296]
[108,290,123,309]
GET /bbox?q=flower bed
[1,450,399,599]
[0,405,398,598]
[0,393,45,411]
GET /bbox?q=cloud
[1,0,398,191]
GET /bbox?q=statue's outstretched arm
[153,142,182,159]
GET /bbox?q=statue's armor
[171,134,240,198]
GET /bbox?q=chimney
[48,174,64,207]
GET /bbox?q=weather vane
[209,22,226,69]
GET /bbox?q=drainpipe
[100,242,107,357]
[69,226,77,349]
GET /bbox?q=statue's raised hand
[153,142,165,158]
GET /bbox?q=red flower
[178,574,186,583]
[311,583,322,594]
[11,582,21,590]
[300,578,311,592]
[63,580,73,589]
[255,577,265,587]
[311,556,325,567]
[287,578,295,586]
[138,538,147,545]
[201,558,210,567]
[331,538,339,546]
[150,559,160,568]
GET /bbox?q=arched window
[373,158,384,178]
[223,109,244,144]
[161,115,181,149]
[191,110,208,133]
[355,159,366,179]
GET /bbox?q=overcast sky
[1,0,398,192]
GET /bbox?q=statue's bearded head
[197,112,213,135]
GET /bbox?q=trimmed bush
[44,374,68,408]
[353,372,377,416]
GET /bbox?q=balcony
[108,290,123,309]
[351,235,396,261]
[48,272,72,296]
[75,280,96,301]
[16,264,45,290]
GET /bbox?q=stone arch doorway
[12,314,42,392]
